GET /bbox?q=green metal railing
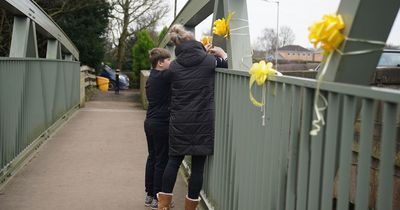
[0,0,80,185]
[194,68,400,210]
[0,58,80,181]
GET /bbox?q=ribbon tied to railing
[308,14,386,136]
[213,11,250,39]
[249,61,282,126]
[249,61,277,107]
[213,11,235,38]
[309,14,345,55]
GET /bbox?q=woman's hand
[209,46,228,60]
[204,44,213,53]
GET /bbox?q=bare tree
[109,0,169,70]
[257,28,278,55]
[279,26,295,47]
[257,25,295,55]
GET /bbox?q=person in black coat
[157,24,228,210]
[144,48,172,209]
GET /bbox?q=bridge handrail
[0,57,78,62]
[0,0,79,59]
[199,68,400,210]
[0,59,80,187]
[216,68,400,103]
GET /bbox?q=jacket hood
[175,40,207,67]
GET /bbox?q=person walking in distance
[115,68,120,94]
[157,24,228,210]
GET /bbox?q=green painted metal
[222,0,252,70]
[307,93,326,210]
[295,88,312,210]
[355,99,377,210]
[285,85,302,210]
[320,92,340,210]
[158,0,214,48]
[376,102,398,210]
[9,17,38,58]
[64,54,73,61]
[217,68,400,103]
[0,58,80,183]
[46,40,62,59]
[337,95,357,210]
[156,0,400,208]
[194,69,400,210]
[0,0,79,59]
[320,0,400,86]
[211,0,226,51]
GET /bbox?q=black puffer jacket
[169,40,216,156]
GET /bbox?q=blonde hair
[169,24,195,45]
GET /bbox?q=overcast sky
[159,0,400,48]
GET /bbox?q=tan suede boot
[157,192,173,210]
[185,195,201,210]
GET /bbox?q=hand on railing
[208,46,228,60]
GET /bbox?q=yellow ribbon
[308,14,385,136]
[200,36,212,46]
[213,11,235,38]
[308,14,345,55]
[308,14,344,136]
[249,61,280,107]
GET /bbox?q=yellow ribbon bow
[249,61,279,107]
[308,13,386,136]
[200,36,212,46]
[213,12,235,38]
[308,14,345,54]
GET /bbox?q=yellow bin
[96,76,109,92]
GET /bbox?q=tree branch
[48,1,102,18]
[109,14,123,21]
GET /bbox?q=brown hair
[169,24,195,45]
[149,48,171,68]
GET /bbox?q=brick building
[278,45,323,62]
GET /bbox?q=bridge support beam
[9,16,38,58]
[158,0,214,49]
[64,54,73,61]
[46,39,62,60]
[221,0,252,70]
[320,0,400,86]
[211,0,226,50]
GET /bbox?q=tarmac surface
[0,90,187,210]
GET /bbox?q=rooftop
[278,45,312,52]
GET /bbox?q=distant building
[252,50,267,61]
[312,49,324,62]
[278,45,323,62]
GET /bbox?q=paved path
[0,90,187,210]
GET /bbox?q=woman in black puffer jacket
[157,24,227,210]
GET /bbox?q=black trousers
[162,155,207,199]
[144,120,169,198]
